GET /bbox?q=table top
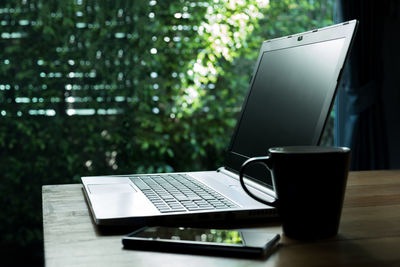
[42,170,400,267]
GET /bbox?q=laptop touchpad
[88,183,137,194]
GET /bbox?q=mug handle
[239,156,278,207]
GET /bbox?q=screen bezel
[223,21,358,186]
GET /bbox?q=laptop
[82,20,358,226]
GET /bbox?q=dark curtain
[334,0,391,170]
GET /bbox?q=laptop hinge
[217,167,276,198]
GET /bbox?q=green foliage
[0,0,333,261]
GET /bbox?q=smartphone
[122,226,280,258]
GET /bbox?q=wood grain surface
[42,170,400,267]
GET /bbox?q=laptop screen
[233,38,345,156]
[224,22,357,187]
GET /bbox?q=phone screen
[132,226,244,245]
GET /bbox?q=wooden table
[42,170,400,266]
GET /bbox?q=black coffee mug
[239,146,351,240]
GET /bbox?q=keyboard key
[187,206,213,211]
[156,205,169,210]
[159,209,185,213]
[130,179,151,190]
[201,195,216,200]
[175,195,189,201]
[187,195,202,201]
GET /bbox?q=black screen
[134,227,244,245]
[231,38,345,158]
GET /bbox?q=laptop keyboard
[130,174,238,213]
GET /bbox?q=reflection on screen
[135,227,243,245]
[231,38,345,158]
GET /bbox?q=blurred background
[0,0,335,265]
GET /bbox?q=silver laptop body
[82,20,358,226]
